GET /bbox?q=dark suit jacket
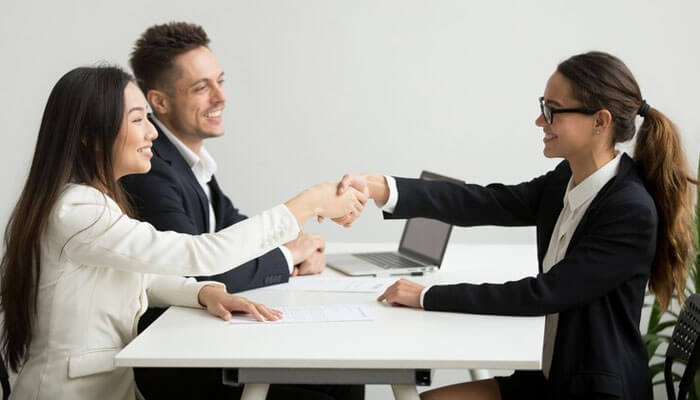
[386,154,655,399]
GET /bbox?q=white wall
[1,1,699,397]
[1,0,698,246]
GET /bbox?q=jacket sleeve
[50,185,299,277]
[122,166,290,292]
[145,274,225,308]
[423,193,657,315]
[387,170,555,227]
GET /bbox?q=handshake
[284,174,389,229]
[281,174,388,276]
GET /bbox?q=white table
[115,243,544,400]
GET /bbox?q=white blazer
[10,184,299,400]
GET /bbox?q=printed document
[229,304,373,324]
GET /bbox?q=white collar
[564,152,622,211]
[151,115,218,176]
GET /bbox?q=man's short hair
[130,22,210,94]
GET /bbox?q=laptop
[326,170,462,276]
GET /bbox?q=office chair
[665,293,700,400]
[0,352,9,400]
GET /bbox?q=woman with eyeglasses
[334,51,696,399]
[0,66,366,400]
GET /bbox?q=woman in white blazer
[0,66,365,400]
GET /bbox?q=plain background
[1,1,698,398]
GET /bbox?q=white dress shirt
[381,153,622,377]
[152,117,294,272]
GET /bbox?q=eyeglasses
[539,96,599,124]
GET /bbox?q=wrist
[366,174,389,204]
[198,284,223,307]
[284,189,318,226]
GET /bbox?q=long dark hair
[1,66,135,371]
[557,51,697,311]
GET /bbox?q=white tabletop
[115,243,544,371]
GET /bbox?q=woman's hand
[311,181,368,219]
[284,180,367,226]
[198,285,282,322]
[377,279,425,309]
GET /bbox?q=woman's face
[535,72,599,160]
[113,82,158,179]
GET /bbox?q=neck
[156,114,203,155]
[568,149,616,187]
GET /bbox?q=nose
[212,82,226,104]
[535,112,547,127]
[146,119,158,140]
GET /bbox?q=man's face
[162,46,226,143]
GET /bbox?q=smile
[204,109,222,118]
[543,133,557,143]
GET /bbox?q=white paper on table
[228,304,374,324]
[262,276,395,293]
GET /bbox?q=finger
[355,188,369,205]
[315,236,326,252]
[377,287,391,301]
[292,267,299,277]
[215,303,232,321]
[256,303,281,321]
[338,174,351,195]
[246,303,265,322]
[353,201,364,215]
[317,215,324,223]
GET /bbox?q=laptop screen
[398,171,462,264]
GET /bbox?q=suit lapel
[149,115,211,233]
[208,176,225,231]
[565,153,636,251]
[536,162,570,267]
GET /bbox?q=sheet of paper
[228,304,373,324]
[263,276,395,293]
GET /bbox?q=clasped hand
[317,174,371,227]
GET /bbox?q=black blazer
[121,118,290,294]
[386,154,656,399]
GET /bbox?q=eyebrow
[544,98,564,107]
[128,106,147,114]
[188,72,225,89]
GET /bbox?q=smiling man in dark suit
[121,22,363,400]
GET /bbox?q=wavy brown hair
[558,51,697,311]
[1,66,134,371]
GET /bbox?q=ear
[593,109,613,133]
[147,89,169,115]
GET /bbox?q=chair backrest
[665,293,700,400]
[0,352,10,400]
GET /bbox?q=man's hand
[377,279,425,309]
[292,249,326,276]
[284,231,325,265]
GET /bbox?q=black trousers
[134,308,364,400]
[495,370,620,400]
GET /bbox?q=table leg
[468,369,490,381]
[240,383,270,400]
[391,384,420,400]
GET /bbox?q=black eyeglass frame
[539,96,599,124]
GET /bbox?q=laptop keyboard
[352,252,425,269]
